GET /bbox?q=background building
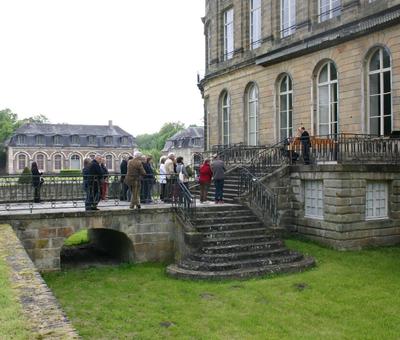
[5,121,136,174]
[162,126,204,166]
[200,0,400,148]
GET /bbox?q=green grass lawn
[0,254,31,339]
[43,240,400,339]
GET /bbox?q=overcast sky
[0,1,205,136]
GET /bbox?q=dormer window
[16,135,26,145]
[53,135,62,145]
[121,136,129,146]
[71,135,80,145]
[192,138,201,146]
[88,135,97,145]
[104,136,113,145]
[35,135,45,145]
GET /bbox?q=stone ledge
[0,224,79,339]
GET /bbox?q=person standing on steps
[125,151,146,210]
[199,158,213,203]
[299,126,311,165]
[211,154,226,204]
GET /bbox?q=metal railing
[173,180,196,227]
[238,166,278,225]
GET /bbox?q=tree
[136,122,185,152]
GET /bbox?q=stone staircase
[167,204,315,280]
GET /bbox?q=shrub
[64,229,90,247]
[18,167,32,184]
[59,169,82,177]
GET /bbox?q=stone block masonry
[0,207,179,271]
[0,224,79,338]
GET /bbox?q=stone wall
[286,164,400,249]
[0,207,180,271]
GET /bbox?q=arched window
[54,155,62,171]
[36,154,45,171]
[70,155,81,170]
[105,155,113,170]
[247,84,259,146]
[368,48,392,136]
[18,154,27,170]
[221,92,231,145]
[279,75,293,140]
[317,61,338,136]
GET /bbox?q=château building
[5,121,136,174]
[200,0,400,148]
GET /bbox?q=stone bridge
[0,206,185,271]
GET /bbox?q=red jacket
[199,163,213,184]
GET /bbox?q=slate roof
[162,126,204,152]
[5,122,136,148]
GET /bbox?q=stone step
[201,227,267,239]
[202,240,284,255]
[202,234,276,246]
[194,214,259,225]
[189,247,289,263]
[177,252,304,272]
[196,221,263,232]
[166,256,315,280]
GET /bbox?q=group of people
[283,126,311,165]
[198,154,226,204]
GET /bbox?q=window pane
[370,50,380,71]
[319,64,328,83]
[383,71,391,93]
[330,63,337,81]
[280,110,288,127]
[384,116,391,136]
[280,77,287,92]
[369,95,380,117]
[382,49,390,69]
[369,74,380,95]
[384,94,392,116]
[370,117,380,135]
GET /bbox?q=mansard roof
[162,126,204,152]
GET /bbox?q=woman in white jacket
[159,156,167,202]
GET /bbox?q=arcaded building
[200,0,400,148]
[5,121,136,174]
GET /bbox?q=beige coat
[124,158,146,186]
[164,158,175,179]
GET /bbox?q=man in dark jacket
[211,155,226,203]
[120,158,128,201]
[299,127,311,165]
[87,155,103,210]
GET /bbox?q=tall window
[35,135,45,145]
[70,155,81,170]
[366,182,388,220]
[317,61,338,136]
[250,0,261,49]
[206,24,212,66]
[223,8,234,60]
[54,155,62,171]
[281,0,296,37]
[18,154,27,170]
[205,98,210,150]
[247,84,259,146]
[36,154,45,171]
[319,0,341,22]
[305,180,324,219]
[368,48,392,136]
[221,92,231,145]
[105,155,113,170]
[279,75,293,140]
[16,135,26,145]
[53,135,62,145]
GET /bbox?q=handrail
[173,180,196,229]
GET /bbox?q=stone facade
[5,121,136,174]
[200,1,400,146]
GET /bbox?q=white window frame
[319,0,341,22]
[222,92,231,145]
[281,0,296,38]
[53,135,62,145]
[279,75,293,140]
[36,154,45,171]
[70,155,81,170]
[304,180,324,219]
[53,154,62,171]
[71,135,80,145]
[105,155,113,170]
[104,136,113,146]
[250,0,262,49]
[366,182,388,220]
[247,84,259,146]
[317,61,339,136]
[223,8,234,60]
[368,48,392,136]
[35,135,45,146]
[88,135,97,146]
[18,154,27,170]
[17,135,26,145]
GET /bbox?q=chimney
[108,120,113,127]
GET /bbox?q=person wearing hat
[125,151,146,210]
